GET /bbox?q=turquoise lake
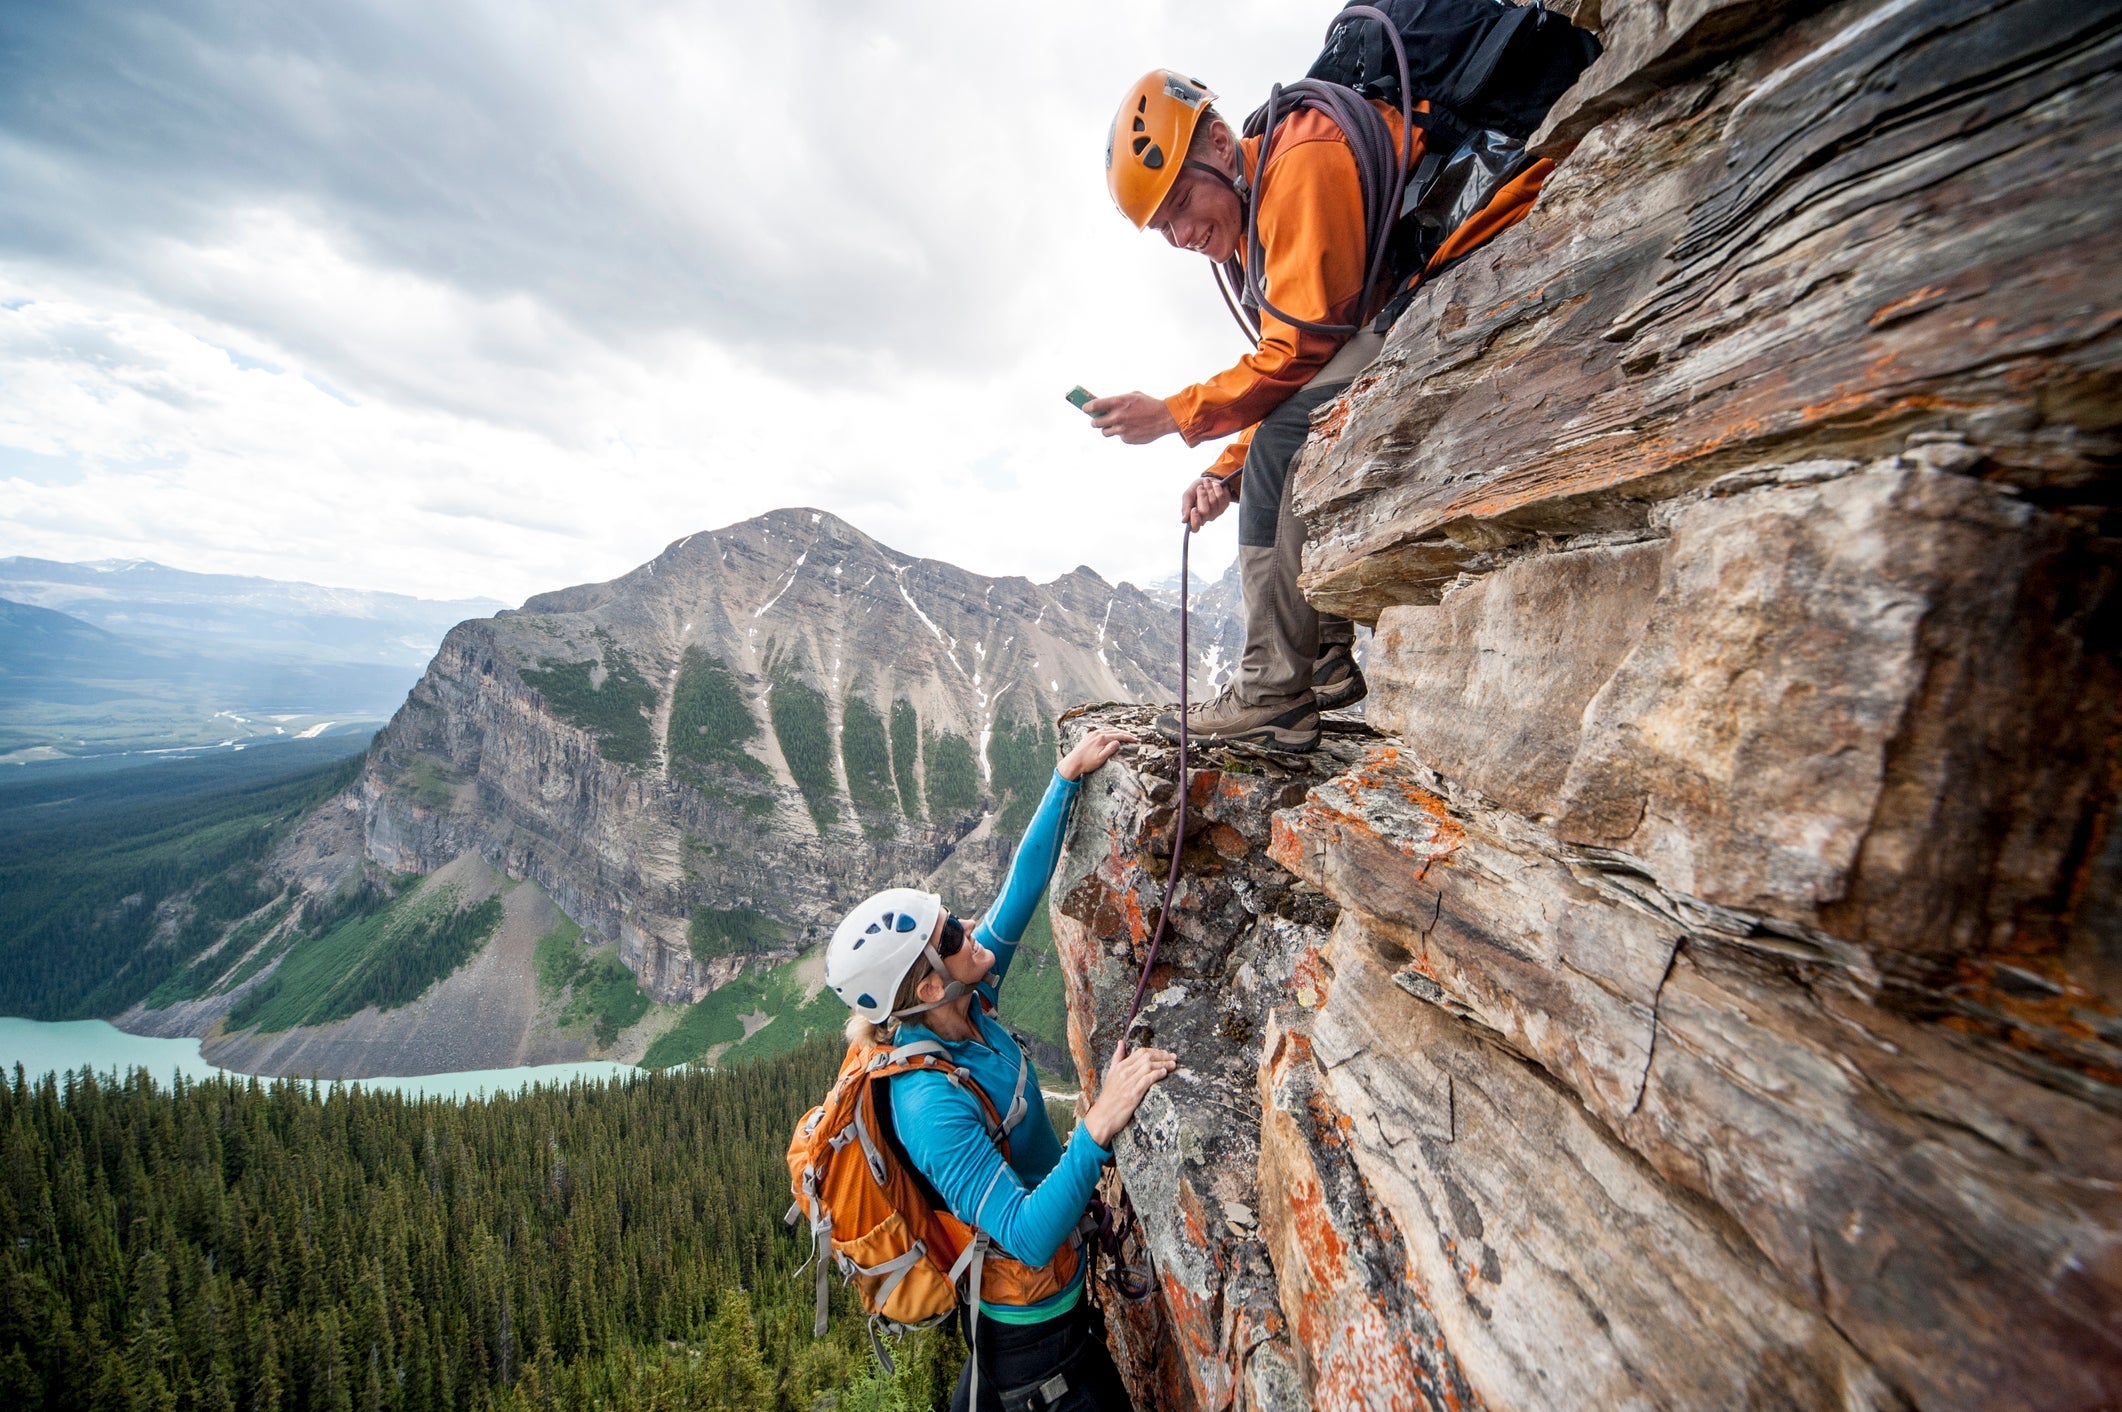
[0,1016,638,1100]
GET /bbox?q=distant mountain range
[0,557,507,759]
[0,557,505,666]
[112,507,1242,1081]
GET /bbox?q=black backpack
[1307,0,1601,139]
[1217,3,1600,341]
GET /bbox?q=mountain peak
[362,507,1236,1017]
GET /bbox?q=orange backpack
[786,1034,1081,1367]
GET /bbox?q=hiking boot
[1154,688,1320,754]
[1313,644,1367,712]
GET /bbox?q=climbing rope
[1119,512,1205,1059]
[1088,483,1232,1307]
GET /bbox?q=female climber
[825,724,1175,1411]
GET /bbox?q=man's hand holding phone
[1080,390,1180,444]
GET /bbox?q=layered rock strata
[1053,0,2120,1404]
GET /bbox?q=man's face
[1150,166,1243,263]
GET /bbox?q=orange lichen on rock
[1266,812,1312,879]
[1272,749,1464,876]
[1258,1019,1476,1412]
[1049,707,1372,1409]
[1939,950,2122,1089]
[1290,942,1332,1012]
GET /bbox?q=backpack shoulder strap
[1217,4,1420,343]
[1447,3,1536,111]
[870,1043,1013,1152]
[1000,1039,1031,1137]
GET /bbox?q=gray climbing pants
[1232,328,1382,707]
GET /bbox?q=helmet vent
[1143,143,1164,170]
[857,993,875,1010]
[896,914,920,932]
[1136,95,1148,113]
[1133,116,1146,133]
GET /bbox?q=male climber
[1085,69,1546,753]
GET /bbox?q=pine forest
[0,1040,964,1412]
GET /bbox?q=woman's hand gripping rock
[1059,725,1136,781]
[1083,1044,1179,1149]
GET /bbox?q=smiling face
[1148,119,1243,263]
[916,912,993,1006]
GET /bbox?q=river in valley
[0,1016,638,1099]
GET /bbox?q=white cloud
[0,2,1322,601]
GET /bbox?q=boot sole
[1154,716,1320,753]
[1314,677,1368,712]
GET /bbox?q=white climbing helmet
[826,888,969,1023]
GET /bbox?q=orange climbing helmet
[1105,69,1218,229]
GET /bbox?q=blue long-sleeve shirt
[890,769,1106,1320]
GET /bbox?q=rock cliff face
[1051,0,2120,1406]
[360,509,1219,1005]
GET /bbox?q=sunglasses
[936,915,967,959]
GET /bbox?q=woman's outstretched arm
[976,770,1077,984]
[978,726,1134,989]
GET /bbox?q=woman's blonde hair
[843,959,932,1047]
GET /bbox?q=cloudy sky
[0,1,1326,603]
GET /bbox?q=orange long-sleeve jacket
[1165,103,1551,481]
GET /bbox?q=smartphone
[1066,386,1097,412]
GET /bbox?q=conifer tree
[702,1288,770,1412]
[252,1306,284,1412]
